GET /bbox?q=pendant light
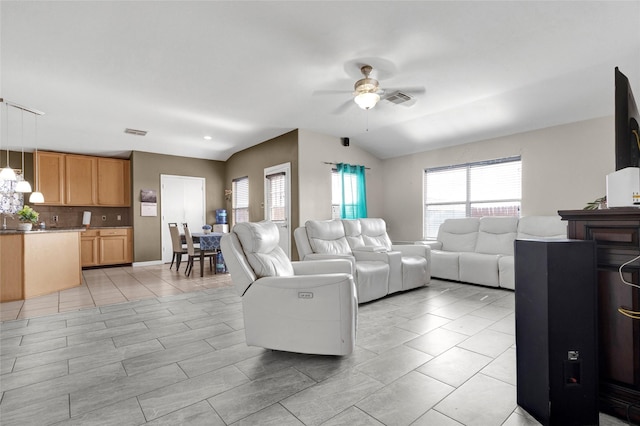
[29,114,44,203]
[0,102,16,181]
[15,109,32,193]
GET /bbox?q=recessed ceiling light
[204,135,212,140]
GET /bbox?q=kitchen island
[0,228,83,302]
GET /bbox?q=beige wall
[381,116,615,242]
[131,151,225,262]
[298,129,384,224]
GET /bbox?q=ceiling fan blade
[312,89,352,96]
[332,99,353,115]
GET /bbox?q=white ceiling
[1,1,639,161]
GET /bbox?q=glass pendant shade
[0,166,16,180]
[354,92,380,110]
[15,179,32,193]
[29,191,44,203]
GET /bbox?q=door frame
[264,162,291,258]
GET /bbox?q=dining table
[191,232,224,277]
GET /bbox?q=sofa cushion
[438,218,480,252]
[234,221,294,278]
[475,217,518,255]
[459,252,500,287]
[305,220,352,255]
[342,219,365,249]
[359,218,393,249]
[517,215,567,239]
[431,250,461,281]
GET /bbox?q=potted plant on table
[202,224,212,234]
[16,205,39,231]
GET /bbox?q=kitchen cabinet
[80,230,99,267]
[36,151,65,205]
[97,158,131,206]
[0,230,82,302]
[66,154,97,205]
[81,228,132,267]
[36,152,130,206]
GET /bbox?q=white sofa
[417,216,567,290]
[221,221,357,355]
[295,218,430,303]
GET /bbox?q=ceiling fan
[353,65,383,110]
[318,63,426,113]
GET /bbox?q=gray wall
[131,151,226,262]
[224,130,300,256]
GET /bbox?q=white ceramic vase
[18,222,33,231]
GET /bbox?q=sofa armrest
[415,240,442,250]
[302,253,356,270]
[353,250,395,262]
[292,259,353,276]
[352,246,387,253]
[391,244,431,259]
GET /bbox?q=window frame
[423,156,522,239]
[232,176,249,224]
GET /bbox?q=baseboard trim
[132,260,164,267]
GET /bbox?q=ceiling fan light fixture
[354,92,380,110]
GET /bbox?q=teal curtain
[337,163,368,219]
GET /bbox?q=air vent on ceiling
[384,91,415,106]
[124,128,147,136]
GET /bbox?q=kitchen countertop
[0,226,132,235]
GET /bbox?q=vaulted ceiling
[2,1,639,161]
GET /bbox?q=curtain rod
[323,161,371,170]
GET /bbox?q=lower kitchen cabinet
[81,228,132,267]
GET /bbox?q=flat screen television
[615,67,640,170]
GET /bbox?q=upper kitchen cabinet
[37,151,65,205]
[65,154,97,205]
[36,152,131,207]
[97,158,131,206]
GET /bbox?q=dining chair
[168,222,187,271]
[183,223,215,276]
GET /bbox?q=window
[232,177,249,224]
[266,172,286,221]
[424,156,521,239]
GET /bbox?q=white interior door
[264,163,291,258]
[160,175,206,263]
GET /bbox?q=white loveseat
[295,218,430,303]
[417,216,566,290]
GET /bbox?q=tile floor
[0,265,629,426]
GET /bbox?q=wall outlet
[102,215,107,221]
[52,215,58,222]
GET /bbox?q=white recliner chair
[221,221,357,356]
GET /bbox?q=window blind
[266,172,286,221]
[424,156,521,239]
[232,176,249,224]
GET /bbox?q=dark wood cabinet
[559,209,640,423]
